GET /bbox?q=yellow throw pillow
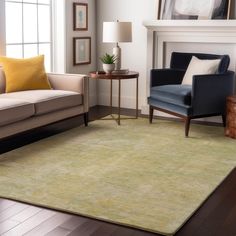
[0,55,51,93]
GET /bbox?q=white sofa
[0,68,89,139]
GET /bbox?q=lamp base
[113,44,121,70]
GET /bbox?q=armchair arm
[47,73,89,113]
[151,69,185,87]
[192,71,235,116]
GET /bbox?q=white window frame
[51,0,66,73]
[4,0,53,71]
[0,0,66,73]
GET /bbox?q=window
[5,0,52,71]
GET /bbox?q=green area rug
[0,117,236,235]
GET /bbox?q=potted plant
[100,53,116,74]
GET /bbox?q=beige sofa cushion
[0,90,83,116]
[0,99,35,126]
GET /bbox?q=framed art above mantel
[158,0,231,20]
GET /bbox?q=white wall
[0,0,6,56]
[52,0,66,73]
[96,0,157,109]
[65,0,97,107]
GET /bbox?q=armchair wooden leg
[83,112,89,127]
[222,114,226,127]
[185,117,191,137]
[149,106,154,124]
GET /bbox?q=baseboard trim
[93,105,223,127]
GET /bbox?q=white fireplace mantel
[142,20,236,117]
[143,20,236,32]
[144,20,236,69]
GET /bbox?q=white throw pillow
[182,56,221,85]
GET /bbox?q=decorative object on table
[103,21,132,71]
[100,53,116,74]
[160,0,231,20]
[225,96,236,139]
[73,2,88,31]
[73,37,91,65]
[148,52,235,137]
[112,69,129,74]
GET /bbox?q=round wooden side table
[90,71,139,125]
[225,96,236,139]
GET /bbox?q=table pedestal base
[90,71,139,125]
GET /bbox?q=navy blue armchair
[148,52,235,137]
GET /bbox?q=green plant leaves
[100,53,117,64]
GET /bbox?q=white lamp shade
[103,22,132,43]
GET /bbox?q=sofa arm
[151,69,185,87]
[192,71,235,116]
[47,73,89,112]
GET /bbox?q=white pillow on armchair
[182,56,221,85]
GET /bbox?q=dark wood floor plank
[0,219,21,235]
[130,229,157,236]
[90,222,118,236]
[24,212,71,236]
[220,202,236,235]
[60,215,88,231]
[0,203,29,223]
[3,209,56,236]
[67,220,102,236]
[45,226,71,236]
[111,227,136,236]
[176,169,236,236]
[215,204,236,236]
[191,186,236,236]
[0,199,16,212]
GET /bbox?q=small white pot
[103,63,115,74]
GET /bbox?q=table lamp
[103,21,132,72]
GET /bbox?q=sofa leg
[83,112,89,127]
[149,106,154,124]
[222,114,226,127]
[185,117,191,137]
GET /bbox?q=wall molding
[144,20,236,69]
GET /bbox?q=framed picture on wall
[157,0,162,19]
[160,0,231,20]
[73,3,88,31]
[73,37,91,65]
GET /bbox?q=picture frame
[73,3,88,31]
[73,37,91,65]
[157,0,162,19]
[159,0,231,20]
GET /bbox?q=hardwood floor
[0,106,236,236]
